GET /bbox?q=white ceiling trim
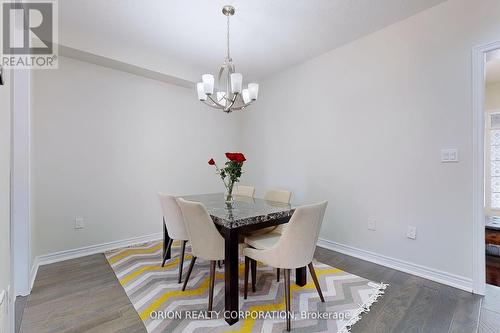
[59,45,195,88]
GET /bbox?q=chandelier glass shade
[196,5,259,113]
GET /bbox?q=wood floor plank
[394,285,455,333]
[448,293,482,333]
[420,286,458,333]
[15,296,28,333]
[18,246,488,333]
[19,253,146,333]
[314,247,481,333]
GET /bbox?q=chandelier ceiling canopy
[196,5,259,113]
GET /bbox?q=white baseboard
[30,232,162,290]
[28,234,474,294]
[317,238,473,293]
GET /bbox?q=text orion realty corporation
[1,0,58,69]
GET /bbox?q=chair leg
[162,218,167,257]
[244,256,250,299]
[208,260,216,313]
[277,268,280,282]
[308,262,325,302]
[162,238,173,267]
[284,269,291,331]
[181,256,197,291]
[251,259,257,293]
[178,240,187,283]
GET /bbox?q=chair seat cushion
[244,232,281,250]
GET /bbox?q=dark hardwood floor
[19,253,146,333]
[15,296,28,333]
[487,255,500,287]
[314,247,485,333]
[16,247,500,332]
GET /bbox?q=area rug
[105,241,387,333]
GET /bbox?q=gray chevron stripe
[106,240,387,333]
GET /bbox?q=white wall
[239,0,500,281]
[0,69,11,330]
[31,56,242,259]
[29,0,500,290]
[486,82,500,110]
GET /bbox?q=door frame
[472,40,500,295]
[11,67,31,298]
[10,6,32,317]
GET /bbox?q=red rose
[234,153,246,163]
[208,158,215,165]
[225,152,246,163]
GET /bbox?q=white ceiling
[60,0,446,81]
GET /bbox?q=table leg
[224,227,239,325]
[295,267,307,286]
[163,218,171,260]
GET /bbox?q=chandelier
[196,5,259,113]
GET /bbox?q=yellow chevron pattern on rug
[105,241,387,333]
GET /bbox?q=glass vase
[225,182,234,204]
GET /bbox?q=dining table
[164,193,305,325]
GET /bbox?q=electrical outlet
[441,148,459,162]
[75,217,85,229]
[406,225,417,240]
[368,220,376,231]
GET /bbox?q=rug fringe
[337,282,388,333]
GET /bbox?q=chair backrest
[234,185,255,198]
[157,193,188,241]
[271,201,328,268]
[264,189,291,204]
[177,198,225,260]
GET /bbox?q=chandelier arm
[207,95,225,109]
[202,100,219,108]
[218,66,225,86]
[230,100,253,111]
[221,93,253,111]
[223,92,239,112]
[233,94,253,107]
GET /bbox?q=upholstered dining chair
[177,198,225,313]
[264,189,291,233]
[243,201,328,331]
[233,185,255,197]
[250,188,292,281]
[157,193,189,284]
[264,189,291,204]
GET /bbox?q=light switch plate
[75,217,85,229]
[441,148,459,162]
